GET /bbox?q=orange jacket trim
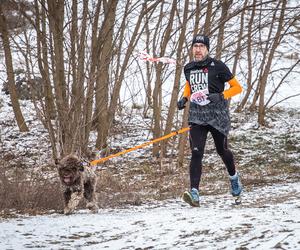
[183,80,191,98]
[223,77,243,99]
[182,77,242,99]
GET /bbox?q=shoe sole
[233,195,242,205]
[182,192,199,207]
[232,187,242,205]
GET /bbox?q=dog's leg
[68,191,82,214]
[63,189,73,215]
[64,190,82,215]
[84,179,98,213]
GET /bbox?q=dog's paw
[86,202,99,213]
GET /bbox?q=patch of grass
[0,162,63,215]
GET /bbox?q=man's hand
[177,97,188,110]
[207,93,224,103]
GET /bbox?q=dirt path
[1,182,299,250]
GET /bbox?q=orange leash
[90,127,191,166]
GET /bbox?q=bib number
[190,89,210,106]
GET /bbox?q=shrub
[0,163,63,215]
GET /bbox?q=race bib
[190,89,210,106]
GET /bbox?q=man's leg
[183,124,209,207]
[209,126,235,176]
[189,124,209,190]
[210,126,242,197]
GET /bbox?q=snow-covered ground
[1,182,299,250]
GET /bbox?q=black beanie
[192,35,210,51]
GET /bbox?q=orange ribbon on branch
[90,127,190,166]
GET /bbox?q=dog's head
[56,154,84,186]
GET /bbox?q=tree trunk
[203,0,212,36]
[95,0,118,149]
[236,0,256,112]
[47,0,70,155]
[162,0,189,156]
[143,11,153,117]
[231,0,247,76]
[249,1,279,111]
[258,0,286,125]
[0,4,29,132]
[82,0,102,153]
[215,0,232,60]
[152,0,176,157]
[35,0,56,120]
[69,0,88,155]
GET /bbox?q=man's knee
[217,147,232,158]
[191,146,204,158]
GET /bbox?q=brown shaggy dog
[56,154,98,215]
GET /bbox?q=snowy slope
[0,182,299,250]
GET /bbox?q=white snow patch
[1,182,299,249]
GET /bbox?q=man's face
[192,43,208,61]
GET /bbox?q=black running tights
[189,124,236,190]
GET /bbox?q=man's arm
[177,81,191,110]
[223,77,243,99]
[183,80,191,98]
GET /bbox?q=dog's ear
[54,158,61,169]
[79,162,84,172]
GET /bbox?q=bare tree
[143,11,154,117]
[162,0,190,156]
[257,0,287,125]
[231,0,247,76]
[0,3,28,132]
[35,0,56,119]
[236,0,257,112]
[203,1,213,36]
[151,0,176,157]
[46,0,72,154]
[94,0,118,149]
[215,0,233,60]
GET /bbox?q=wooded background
[0,0,299,162]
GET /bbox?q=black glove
[207,93,224,103]
[177,97,188,110]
